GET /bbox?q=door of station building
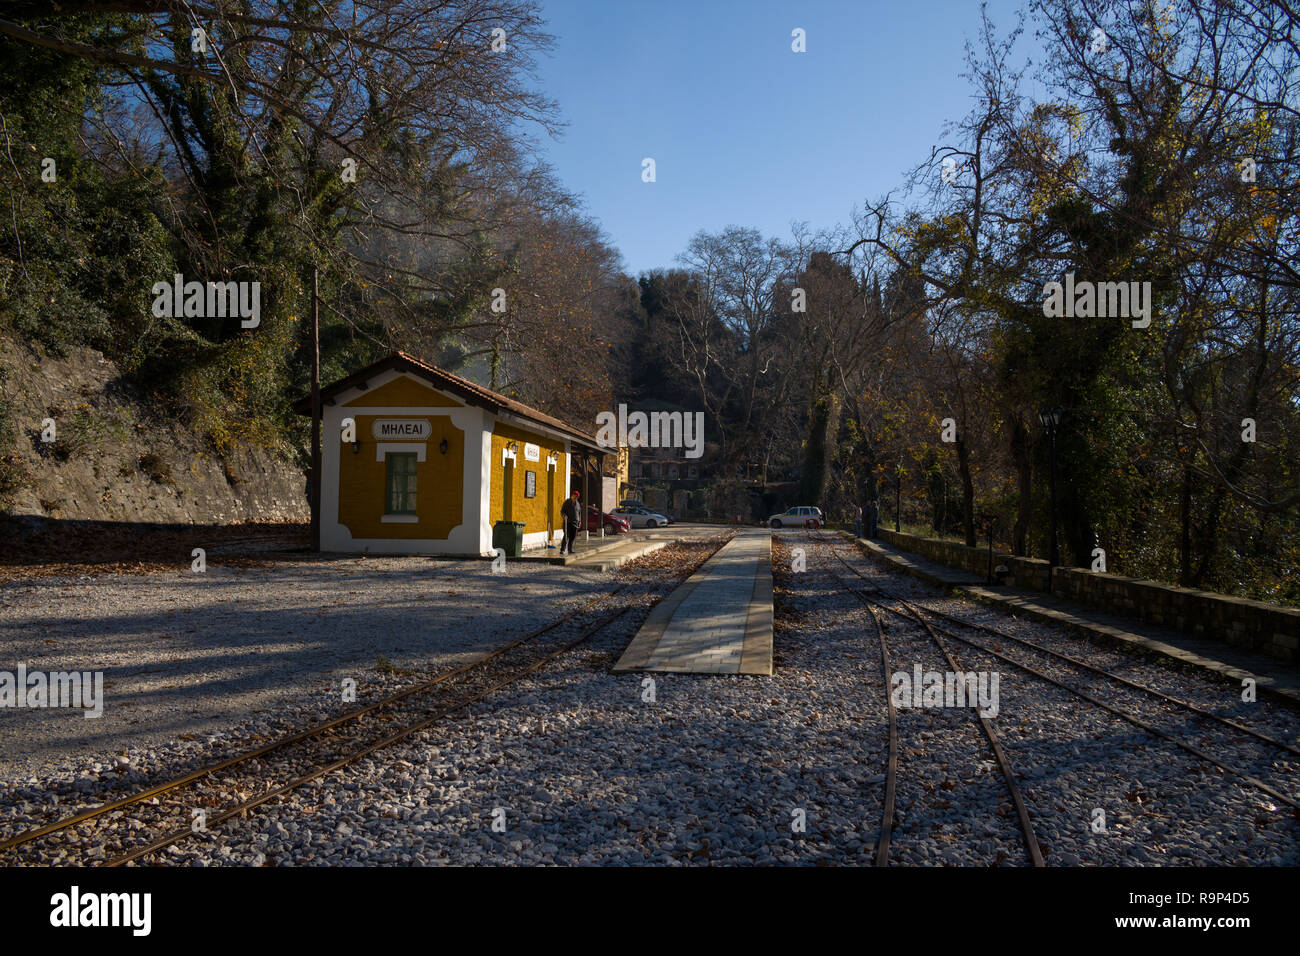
[503,456,515,521]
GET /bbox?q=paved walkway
[856,535,1300,707]
[614,528,773,675]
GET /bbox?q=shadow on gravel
[0,548,620,771]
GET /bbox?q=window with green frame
[385,453,418,514]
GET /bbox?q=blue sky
[532,0,1027,276]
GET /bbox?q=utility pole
[310,267,321,553]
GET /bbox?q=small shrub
[138,452,173,484]
[374,655,412,677]
[49,404,128,461]
[0,376,29,502]
[0,451,27,503]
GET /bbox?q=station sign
[524,442,541,462]
[372,419,432,441]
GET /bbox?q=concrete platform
[613,528,773,675]
[513,535,663,571]
[854,534,1300,707]
[510,524,725,571]
[509,529,664,570]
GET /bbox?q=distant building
[609,397,701,515]
[627,445,704,484]
[623,443,704,517]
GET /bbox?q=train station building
[295,352,608,555]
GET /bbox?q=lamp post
[979,513,999,585]
[1038,405,1064,592]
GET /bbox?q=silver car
[611,506,670,529]
[768,506,823,529]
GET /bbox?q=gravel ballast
[0,553,611,783]
[2,530,1296,865]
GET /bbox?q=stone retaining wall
[877,528,1050,590]
[876,529,1300,662]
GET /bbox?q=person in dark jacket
[867,499,879,538]
[560,490,582,554]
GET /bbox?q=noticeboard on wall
[525,469,537,498]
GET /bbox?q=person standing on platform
[854,502,863,539]
[560,489,582,555]
[867,499,879,538]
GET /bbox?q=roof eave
[292,353,600,450]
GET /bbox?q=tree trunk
[1179,458,1192,586]
[957,437,976,547]
[798,388,836,506]
[1190,302,1267,588]
[1011,415,1031,555]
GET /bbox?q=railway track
[0,533,734,866]
[809,531,1300,824]
[857,593,899,865]
[803,533,1045,866]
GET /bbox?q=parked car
[768,506,823,529]
[611,506,670,529]
[586,506,630,534]
[620,500,675,523]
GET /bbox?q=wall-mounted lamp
[439,438,448,455]
[507,441,518,452]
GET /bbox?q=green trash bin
[492,520,526,558]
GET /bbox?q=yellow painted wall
[342,376,461,408]
[336,377,467,540]
[490,423,568,535]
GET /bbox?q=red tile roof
[294,351,604,451]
